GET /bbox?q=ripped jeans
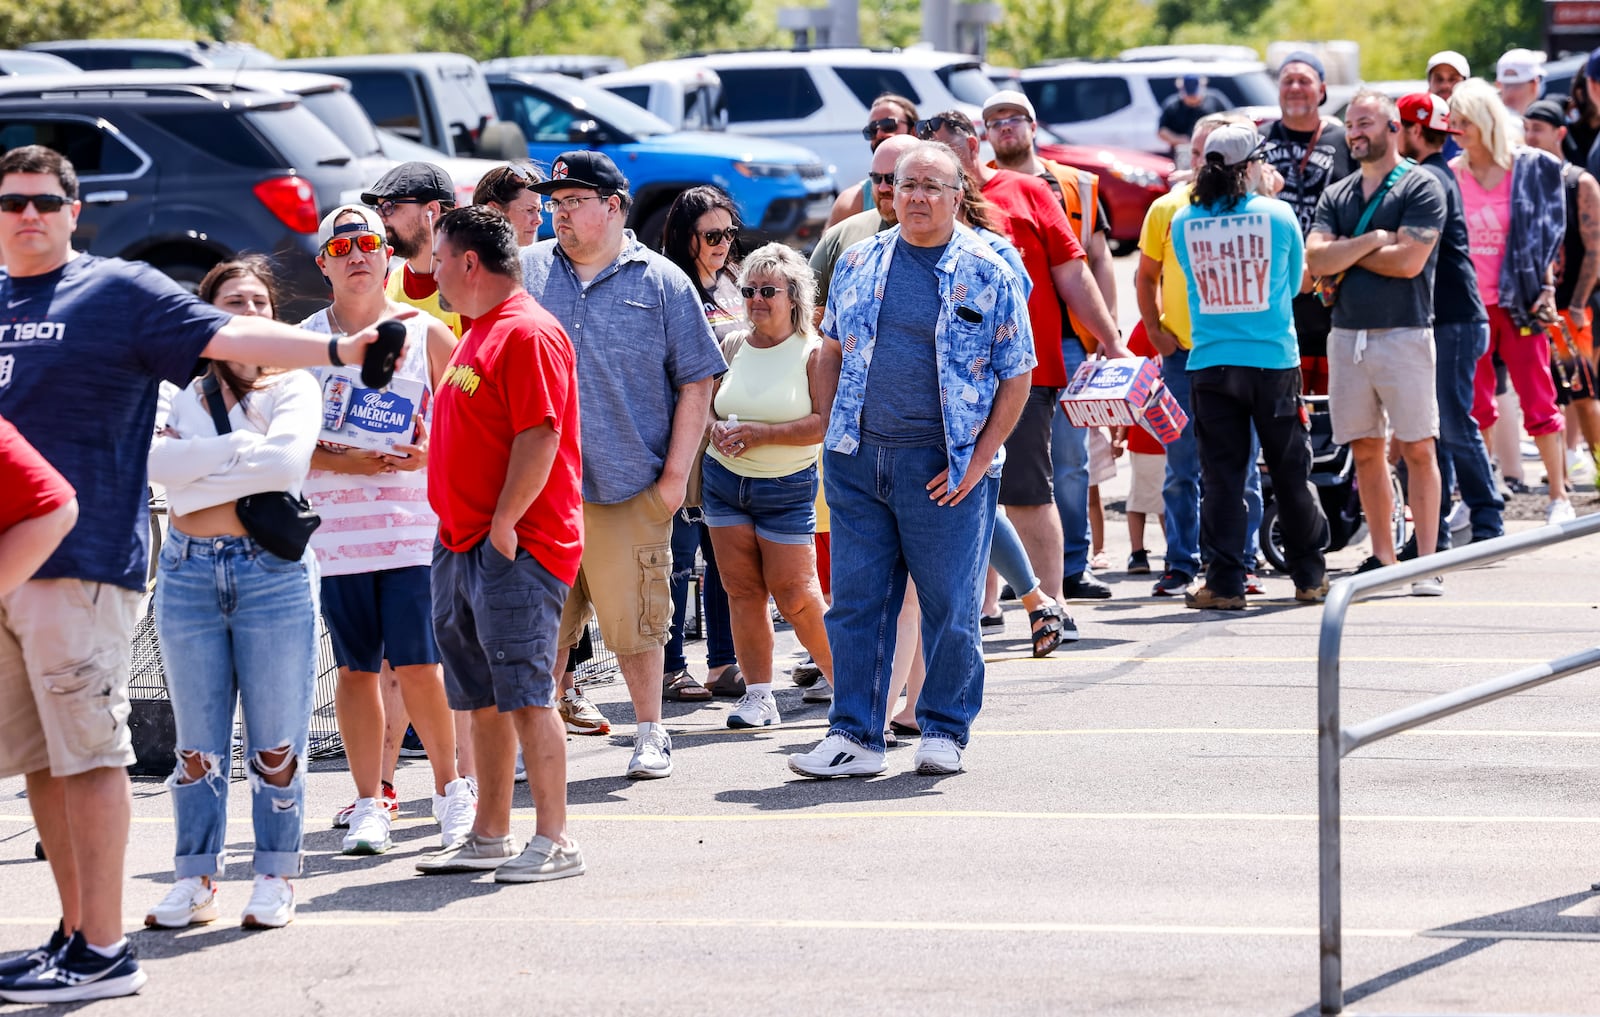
[153,529,319,879]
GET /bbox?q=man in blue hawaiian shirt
[789,140,1036,780]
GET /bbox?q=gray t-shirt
[1311,165,1446,330]
[521,232,727,504]
[859,237,947,448]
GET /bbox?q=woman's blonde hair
[738,243,817,338]
[1446,77,1519,170]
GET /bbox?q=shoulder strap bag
[200,372,321,562]
[1313,159,1413,308]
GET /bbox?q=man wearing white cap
[1426,51,1470,101]
[1496,48,1545,115]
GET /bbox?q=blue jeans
[1435,320,1504,543]
[153,529,318,879]
[665,509,734,672]
[988,510,1038,598]
[1052,339,1092,575]
[1161,348,1202,575]
[1244,430,1263,559]
[823,445,997,751]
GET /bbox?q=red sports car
[1035,141,1173,254]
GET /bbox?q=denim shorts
[321,565,440,673]
[432,539,569,713]
[700,455,818,545]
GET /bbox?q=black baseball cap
[1524,99,1568,128]
[361,161,454,205]
[529,150,629,195]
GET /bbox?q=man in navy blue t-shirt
[0,146,396,1004]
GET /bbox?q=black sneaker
[1126,549,1152,574]
[1062,571,1112,600]
[0,932,146,1003]
[1353,555,1389,574]
[398,725,427,758]
[0,922,67,981]
[1151,569,1193,596]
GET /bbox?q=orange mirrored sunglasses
[322,232,384,258]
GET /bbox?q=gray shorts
[1327,325,1439,444]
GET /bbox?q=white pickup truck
[589,63,727,133]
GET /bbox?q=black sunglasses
[702,227,740,246]
[867,171,896,186]
[860,117,906,140]
[740,285,783,299]
[915,116,963,139]
[0,193,70,214]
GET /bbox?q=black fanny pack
[200,372,321,562]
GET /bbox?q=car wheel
[152,260,217,295]
[635,202,672,251]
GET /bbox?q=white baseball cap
[1497,48,1545,84]
[1426,50,1470,78]
[981,89,1036,123]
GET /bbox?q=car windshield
[298,89,383,159]
[938,64,997,106]
[538,76,673,137]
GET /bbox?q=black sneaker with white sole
[0,932,147,1003]
[0,922,67,981]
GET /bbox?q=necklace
[326,303,382,336]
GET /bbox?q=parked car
[590,63,727,132]
[1034,141,1173,254]
[1022,58,1278,154]
[279,52,526,160]
[25,38,276,70]
[1544,53,1586,104]
[0,74,367,320]
[1326,80,1427,120]
[0,50,80,76]
[482,55,628,80]
[630,48,999,185]
[485,70,835,249]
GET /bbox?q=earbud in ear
[1388,121,1398,133]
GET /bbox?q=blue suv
[485,71,835,249]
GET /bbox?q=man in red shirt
[417,205,585,883]
[0,415,77,597]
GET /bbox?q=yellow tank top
[709,331,822,479]
[385,264,462,337]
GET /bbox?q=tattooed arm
[1569,171,1600,325]
[1356,225,1440,279]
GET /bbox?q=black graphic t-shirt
[1262,119,1356,236]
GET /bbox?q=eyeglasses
[371,197,423,217]
[507,162,537,182]
[985,114,1031,132]
[542,194,606,214]
[740,285,784,299]
[701,227,739,246]
[867,171,896,186]
[895,178,962,198]
[0,193,70,214]
[321,232,385,258]
[860,117,907,140]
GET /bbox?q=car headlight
[1107,163,1165,189]
[734,161,798,179]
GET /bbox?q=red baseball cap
[1397,92,1459,134]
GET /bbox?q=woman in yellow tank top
[702,243,842,730]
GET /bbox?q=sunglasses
[867,171,896,186]
[915,116,967,139]
[371,197,424,217]
[322,232,385,258]
[701,227,739,246]
[985,114,1031,132]
[740,285,784,299]
[860,117,906,140]
[0,193,70,214]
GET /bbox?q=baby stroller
[1257,396,1407,573]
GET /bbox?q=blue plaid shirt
[822,223,1036,488]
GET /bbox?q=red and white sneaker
[332,779,397,829]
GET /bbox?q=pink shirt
[1452,157,1512,307]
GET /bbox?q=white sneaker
[144,876,219,929]
[626,723,672,780]
[788,733,886,779]
[912,735,964,775]
[432,776,478,848]
[727,690,781,729]
[513,749,527,783]
[240,875,294,929]
[801,676,833,703]
[1547,498,1576,524]
[341,797,392,855]
[1445,500,1471,533]
[1410,575,1445,597]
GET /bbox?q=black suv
[0,76,366,321]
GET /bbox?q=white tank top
[299,308,440,576]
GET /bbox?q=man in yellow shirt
[362,162,464,336]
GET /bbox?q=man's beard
[387,225,421,260]
[992,134,1031,164]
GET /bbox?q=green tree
[0,0,191,46]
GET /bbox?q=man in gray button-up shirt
[521,151,725,781]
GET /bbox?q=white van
[591,63,726,133]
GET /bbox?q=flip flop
[1028,604,1065,659]
[663,669,713,701]
[980,613,1005,629]
[889,720,921,737]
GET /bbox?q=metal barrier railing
[1316,511,1600,1014]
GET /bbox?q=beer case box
[1138,385,1188,446]
[312,367,427,454]
[1060,357,1163,428]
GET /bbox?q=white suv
[631,48,998,186]
[1021,58,1278,154]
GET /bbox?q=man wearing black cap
[1158,75,1227,162]
[1261,50,1354,396]
[520,150,725,781]
[362,161,462,337]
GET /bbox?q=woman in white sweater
[143,257,321,932]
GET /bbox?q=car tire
[151,260,217,295]
[635,202,672,251]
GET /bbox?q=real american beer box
[1059,356,1188,446]
[311,367,427,454]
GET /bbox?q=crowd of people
[0,40,1594,1000]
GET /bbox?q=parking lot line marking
[975,728,1600,738]
[985,654,1575,664]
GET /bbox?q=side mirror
[568,119,605,144]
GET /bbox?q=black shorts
[999,385,1059,506]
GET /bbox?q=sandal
[980,613,1005,629]
[663,669,713,701]
[889,719,921,737]
[1028,604,1065,659]
[704,663,745,698]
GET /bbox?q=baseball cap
[1586,45,1600,84]
[529,151,629,195]
[1397,92,1460,134]
[982,89,1036,123]
[1278,49,1326,81]
[1496,48,1545,84]
[1524,98,1568,128]
[1181,74,1203,94]
[361,161,454,205]
[1203,124,1265,166]
[316,204,384,250]
[1426,50,1470,78]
